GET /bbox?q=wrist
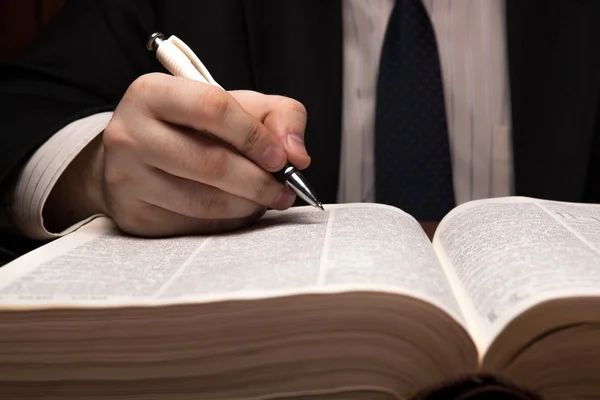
[42,133,106,233]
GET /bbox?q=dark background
[0,0,65,60]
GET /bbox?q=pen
[146,32,324,211]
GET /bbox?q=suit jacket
[1,0,600,261]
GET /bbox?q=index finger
[136,73,287,172]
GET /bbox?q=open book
[1,196,599,399]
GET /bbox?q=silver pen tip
[317,202,324,211]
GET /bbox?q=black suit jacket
[1,0,600,260]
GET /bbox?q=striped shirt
[338,0,514,206]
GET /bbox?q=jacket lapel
[243,0,343,204]
[506,0,600,202]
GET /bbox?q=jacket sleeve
[0,0,162,260]
[0,0,160,191]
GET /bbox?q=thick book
[1,196,599,399]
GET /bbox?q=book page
[0,204,465,326]
[432,197,600,351]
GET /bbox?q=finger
[140,165,265,220]
[101,163,265,238]
[138,120,297,210]
[132,73,287,172]
[116,201,265,238]
[229,91,310,169]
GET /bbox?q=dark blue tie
[375,0,455,221]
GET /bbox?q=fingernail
[287,134,307,155]
[273,186,297,210]
[262,145,286,169]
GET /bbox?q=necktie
[374,0,455,221]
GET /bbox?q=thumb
[229,90,311,170]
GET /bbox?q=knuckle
[196,190,229,216]
[241,118,263,152]
[199,86,230,123]
[198,147,230,181]
[128,74,156,98]
[283,98,308,118]
[125,73,161,116]
[102,117,134,151]
[253,176,276,203]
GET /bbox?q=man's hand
[43,73,310,237]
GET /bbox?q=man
[1,0,600,262]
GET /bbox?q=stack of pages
[1,197,599,399]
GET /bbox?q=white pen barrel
[156,41,208,83]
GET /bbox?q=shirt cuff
[10,112,114,240]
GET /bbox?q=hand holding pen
[48,32,321,238]
[146,32,323,210]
